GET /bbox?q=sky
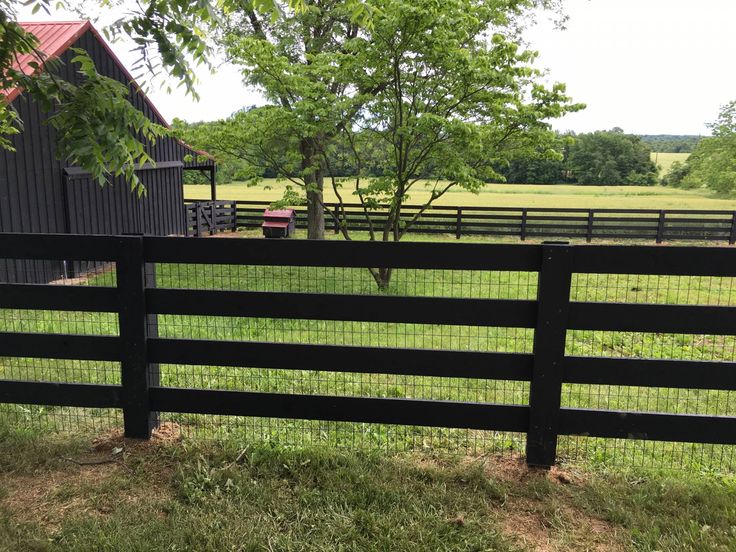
[19,0,736,135]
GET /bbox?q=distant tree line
[501,128,659,185]
[638,135,702,153]
[178,119,659,187]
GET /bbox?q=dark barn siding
[0,27,203,283]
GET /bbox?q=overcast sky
[20,0,736,135]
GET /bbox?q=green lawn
[1,428,735,552]
[185,179,736,210]
[1,237,735,472]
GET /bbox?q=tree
[566,130,658,185]
[661,160,690,187]
[323,0,581,287]
[218,2,388,239]
[680,101,736,195]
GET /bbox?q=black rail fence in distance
[185,198,736,244]
[185,200,238,237]
[1,232,735,469]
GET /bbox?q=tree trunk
[306,178,325,240]
[370,267,393,290]
[301,139,325,240]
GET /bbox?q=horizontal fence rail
[1,232,736,470]
[184,198,736,244]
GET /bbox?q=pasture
[651,151,690,175]
[184,180,735,211]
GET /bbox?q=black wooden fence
[1,232,735,467]
[185,200,238,237]
[186,198,736,243]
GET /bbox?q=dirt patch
[497,499,623,552]
[0,459,173,533]
[500,508,554,552]
[0,426,179,533]
[91,421,182,453]
[0,463,120,532]
[475,455,581,486]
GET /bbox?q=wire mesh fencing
[0,258,122,438]
[559,272,736,471]
[1,243,736,473]
[154,263,536,456]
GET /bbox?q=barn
[0,20,215,283]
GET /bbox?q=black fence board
[0,380,122,408]
[148,338,534,381]
[559,408,736,445]
[572,245,736,276]
[147,289,538,328]
[569,302,736,335]
[144,236,543,270]
[0,332,121,360]
[564,356,736,390]
[0,232,127,261]
[0,284,118,311]
[150,387,530,432]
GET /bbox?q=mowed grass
[185,177,736,210]
[1,239,735,471]
[1,426,736,552]
[651,152,690,175]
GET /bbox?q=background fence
[187,199,736,243]
[185,200,238,237]
[1,233,735,471]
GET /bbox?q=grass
[0,426,735,552]
[184,178,736,210]
[651,152,690,175]
[1,233,735,472]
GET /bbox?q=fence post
[210,202,216,236]
[586,210,594,243]
[116,235,157,439]
[656,210,666,244]
[456,208,462,239]
[232,202,238,232]
[334,204,340,234]
[520,209,528,241]
[526,242,573,468]
[730,211,736,245]
[196,203,203,238]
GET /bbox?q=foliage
[176,0,576,243]
[217,1,392,239]
[661,160,690,187]
[318,0,581,286]
[566,129,658,185]
[638,134,702,153]
[679,101,736,195]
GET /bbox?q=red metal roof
[3,21,90,104]
[3,20,170,127]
